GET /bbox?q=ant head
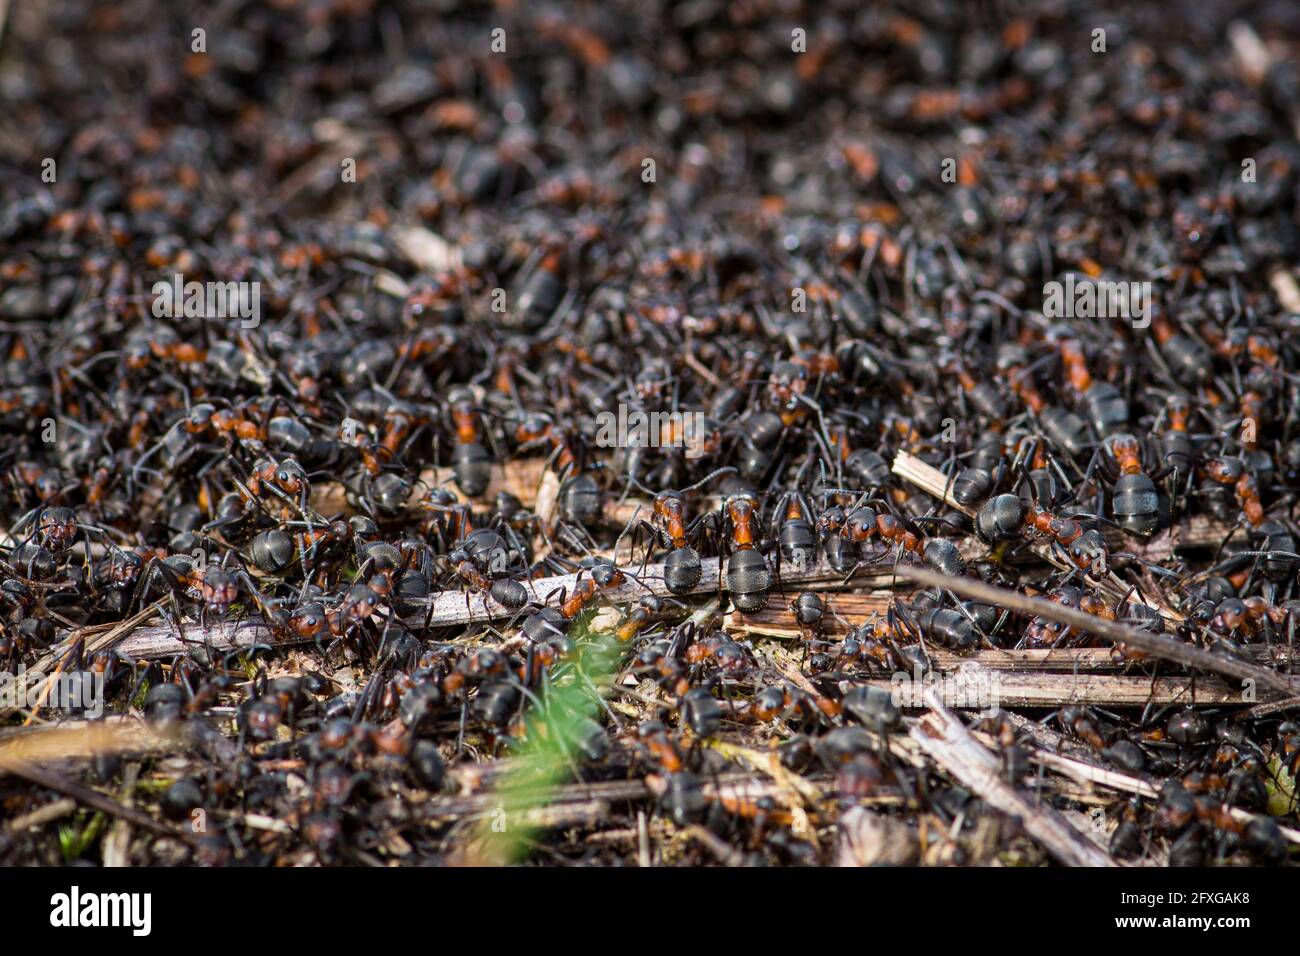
[591,561,624,589]
[275,458,308,488]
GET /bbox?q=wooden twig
[33,551,878,662]
[0,719,169,761]
[910,695,1115,867]
[737,613,1299,672]
[6,797,77,833]
[114,615,285,660]
[686,824,745,866]
[638,812,652,867]
[746,588,1290,705]
[409,554,897,627]
[103,762,141,868]
[1237,694,1300,719]
[0,754,191,842]
[726,589,900,637]
[891,450,1234,625]
[4,602,167,723]
[27,601,161,669]
[898,564,1299,697]
[413,772,824,823]
[995,714,1300,846]
[866,672,1245,707]
[891,450,1240,555]
[416,778,652,819]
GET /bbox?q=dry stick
[911,694,1116,867]
[891,451,1186,623]
[994,714,1300,845]
[745,593,1298,704]
[10,602,166,723]
[735,614,1298,671]
[994,711,1168,799]
[745,588,1280,703]
[1238,694,1300,719]
[410,554,892,628]
[637,811,652,868]
[0,754,190,842]
[23,650,70,727]
[987,712,1294,842]
[106,553,894,660]
[0,719,168,761]
[114,615,284,660]
[897,564,1299,697]
[734,588,1300,671]
[868,673,1245,708]
[891,450,1239,556]
[726,589,899,637]
[6,797,77,833]
[412,773,811,822]
[686,824,746,866]
[417,779,651,819]
[53,561,699,660]
[103,762,141,868]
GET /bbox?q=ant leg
[891,599,926,655]
[620,566,656,594]
[543,583,569,609]
[128,557,167,616]
[634,524,661,580]
[613,510,650,570]
[837,551,868,588]
[162,590,190,645]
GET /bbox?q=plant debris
[2,0,1300,867]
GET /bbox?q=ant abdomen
[975,493,1025,543]
[451,442,493,498]
[952,466,993,506]
[917,607,977,650]
[1112,472,1160,536]
[663,546,703,594]
[726,549,770,613]
[922,538,966,577]
[489,578,529,610]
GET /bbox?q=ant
[1091,433,1162,537]
[447,386,495,498]
[617,467,734,594]
[720,493,771,613]
[131,549,272,641]
[7,504,128,578]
